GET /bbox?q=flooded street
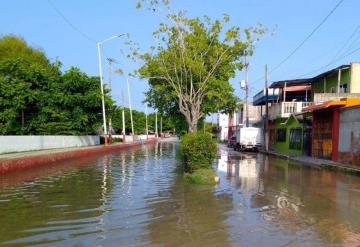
[1,142,360,246]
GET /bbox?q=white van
[234,127,263,151]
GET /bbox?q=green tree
[139,13,264,132]
[0,35,113,135]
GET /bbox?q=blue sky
[1,0,359,115]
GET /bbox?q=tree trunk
[178,97,202,133]
[188,121,198,133]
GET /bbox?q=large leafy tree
[0,35,113,135]
[139,13,263,132]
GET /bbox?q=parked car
[234,127,263,151]
[228,136,237,148]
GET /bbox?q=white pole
[126,77,134,140]
[244,55,249,127]
[120,89,126,142]
[145,104,149,140]
[160,116,162,138]
[155,110,158,138]
[97,42,108,144]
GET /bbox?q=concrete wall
[313,93,360,104]
[0,136,100,154]
[112,134,156,142]
[339,106,360,165]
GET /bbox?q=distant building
[217,102,261,143]
[217,113,229,142]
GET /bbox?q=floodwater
[1,143,360,246]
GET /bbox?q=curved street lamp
[97,33,127,145]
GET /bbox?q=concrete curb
[259,149,360,175]
[0,139,157,175]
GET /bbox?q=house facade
[312,62,360,103]
[303,98,360,165]
[253,62,360,164]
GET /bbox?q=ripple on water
[1,143,360,246]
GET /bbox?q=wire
[47,0,96,43]
[296,45,360,78]
[270,0,344,74]
[252,0,344,85]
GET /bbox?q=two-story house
[312,62,360,103]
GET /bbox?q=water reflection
[216,148,360,246]
[1,144,360,246]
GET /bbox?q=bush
[184,168,217,185]
[180,132,217,173]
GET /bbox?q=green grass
[184,168,217,185]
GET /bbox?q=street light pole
[145,104,149,140]
[121,89,126,143]
[155,110,158,138]
[126,77,134,141]
[244,55,249,128]
[97,33,127,145]
[97,42,108,145]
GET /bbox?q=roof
[302,98,360,112]
[280,114,303,125]
[284,85,311,92]
[311,64,350,81]
[270,78,312,88]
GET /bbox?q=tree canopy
[0,35,111,135]
[0,35,176,136]
[139,13,264,132]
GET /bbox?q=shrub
[180,132,217,173]
[184,168,217,185]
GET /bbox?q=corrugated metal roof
[310,64,350,81]
[269,78,312,88]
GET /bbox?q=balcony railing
[268,102,313,120]
[313,93,360,104]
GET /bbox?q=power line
[296,44,360,78]
[328,25,360,65]
[47,0,96,43]
[270,0,344,74]
[252,0,344,85]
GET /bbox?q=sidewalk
[260,149,360,175]
[0,139,157,175]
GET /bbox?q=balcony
[314,93,360,104]
[253,88,280,106]
[268,102,313,120]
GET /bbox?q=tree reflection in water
[1,144,360,246]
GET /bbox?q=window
[276,128,286,142]
[289,128,302,150]
[340,83,348,93]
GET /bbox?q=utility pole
[121,89,126,143]
[265,64,269,152]
[244,55,249,127]
[126,77,134,141]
